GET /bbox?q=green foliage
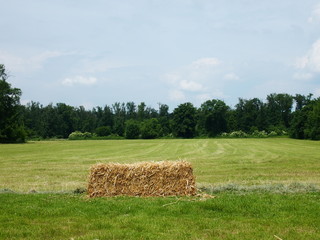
[220,130,282,138]
[304,98,320,140]
[198,99,229,137]
[11,83,317,141]
[228,130,248,138]
[0,64,26,143]
[95,126,111,137]
[290,98,320,140]
[125,119,140,139]
[266,93,293,128]
[140,118,162,139]
[235,98,267,132]
[68,131,93,140]
[268,131,278,137]
[172,102,197,138]
[251,130,268,138]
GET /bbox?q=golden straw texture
[87,161,196,197]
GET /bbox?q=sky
[1,0,320,110]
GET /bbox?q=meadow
[1,138,320,239]
[1,138,320,192]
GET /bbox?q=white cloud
[295,56,309,69]
[81,58,127,73]
[293,72,313,80]
[191,58,220,69]
[179,80,204,92]
[0,50,66,73]
[224,73,240,80]
[196,93,212,102]
[164,73,181,84]
[164,57,223,91]
[164,57,239,104]
[169,90,186,101]
[296,39,320,72]
[308,4,320,23]
[62,76,97,86]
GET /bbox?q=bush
[125,120,140,139]
[252,130,268,138]
[95,126,111,137]
[0,125,27,143]
[268,131,278,137]
[68,131,93,140]
[220,130,281,138]
[140,118,162,139]
[229,130,248,138]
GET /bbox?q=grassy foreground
[1,138,320,239]
[1,192,319,240]
[0,138,320,192]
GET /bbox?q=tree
[0,64,26,143]
[158,103,171,136]
[55,103,76,138]
[74,106,97,133]
[102,105,114,127]
[266,93,293,129]
[125,119,140,139]
[172,102,197,138]
[140,118,162,139]
[112,102,126,136]
[293,94,313,111]
[137,102,146,121]
[290,98,320,140]
[95,126,112,137]
[22,101,43,138]
[304,98,320,140]
[290,105,309,139]
[126,102,137,120]
[198,99,229,137]
[235,98,266,132]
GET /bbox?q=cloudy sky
[1,0,320,110]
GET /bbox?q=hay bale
[87,161,196,197]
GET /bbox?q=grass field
[1,138,320,192]
[1,138,320,239]
[1,193,319,240]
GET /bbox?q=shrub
[268,131,278,137]
[252,130,268,138]
[140,118,162,139]
[229,130,248,138]
[125,120,140,139]
[68,131,93,140]
[95,126,111,137]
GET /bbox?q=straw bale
[87,161,196,197]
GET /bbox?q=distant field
[1,138,319,192]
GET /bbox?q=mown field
[1,138,320,239]
[1,138,320,192]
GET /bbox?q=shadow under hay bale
[87,161,196,197]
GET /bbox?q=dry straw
[87,161,196,197]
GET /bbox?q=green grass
[0,138,320,192]
[1,138,320,239]
[0,192,319,240]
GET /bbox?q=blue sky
[1,0,320,110]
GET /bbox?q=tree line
[1,64,320,142]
